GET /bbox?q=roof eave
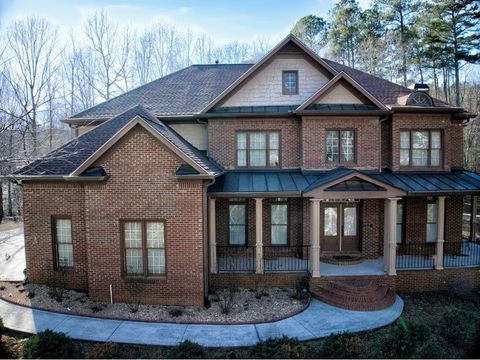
[6,175,109,182]
[296,110,390,116]
[390,106,465,113]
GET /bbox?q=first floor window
[229,200,246,245]
[400,130,442,167]
[396,202,403,244]
[426,203,438,243]
[53,218,73,268]
[271,199,288,245]
[123,220,165,276]
[326,130,355,163]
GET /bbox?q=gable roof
[65,64,252,122]
[297,72,388,111]
[14,105,223,178]
[199,34,338,114]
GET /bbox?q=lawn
[1,288,479,359]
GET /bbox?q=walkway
[0,296,403,347]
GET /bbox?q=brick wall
[210,272,307,289]
[396,268,480,292]
[301,116,381,170]
[208,118,301,170]
[360,199,383,259]
[23,182,88,290]
[391,113,464,171]
[24,125,206,306]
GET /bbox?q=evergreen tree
[291,15,328,53]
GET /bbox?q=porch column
[384,197,399,276]
[255,198,264,274]
[209,197,217,274]
[471,196,478,242]
[435,196,446,270]
[310,199,321,278]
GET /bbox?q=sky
[0,0,372,44]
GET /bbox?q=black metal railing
[216,246,255,272]
[263,245,310,272]
[444,241,480,268]
[396,243,436,269]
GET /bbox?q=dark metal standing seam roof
[14,105,223,177]
[209,169,480,195]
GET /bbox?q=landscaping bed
[0,281,307,324]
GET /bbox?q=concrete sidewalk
[0,296,403,347]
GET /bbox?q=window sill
[123,275,167,283]
[398,167,445,172]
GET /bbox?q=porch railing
[263,245,310,272]
[443,241,480,268]
[216,246,255,272]
[396,243,436,269]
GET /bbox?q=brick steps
[311,280,396,311]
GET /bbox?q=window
[400,130,442,167]
[53,218,73,268]
[237,131,280,167]
[271,199,288,245]
[426,203,438,243]
[282,71,298,95]
[396,202,403,244]
[326,130,355,163]
[229,200,246,245]
[123,220,165,276]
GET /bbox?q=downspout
[202,177,215,307]
[378,115,389,173]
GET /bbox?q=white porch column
[435,196,446,270]
[471,196,478,242]
[384,198,399,276]
[209,198,217,274]
[310,199,321,278]
[255,198,264,274]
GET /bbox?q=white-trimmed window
[123,220,165,276]
[53,218,73,268]
[326,130,355,163]
[282,71,298,95]
[229,200,247,245]
[400,130,442,167]
[237,131,280,168]
[396,202,403,244]
[426,203,438,243]
[271,199,288,245]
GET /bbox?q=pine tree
[291,15,328,53]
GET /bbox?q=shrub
[165,340,206,359]
[21,330,76,359]
[308,332,364,359]
[124,281,145,313]
[293,275,310,301]
[440,308,480,349]
[86,342,122,359]
[249,336,306,359]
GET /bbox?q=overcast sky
[1,0,372,44]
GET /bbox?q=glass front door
[321,203,359,252]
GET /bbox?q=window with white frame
[237,131,280,168]
[400,130,442,167]
[326,130,355,163]
[229,200,246,245]
[426,203,438,243]
[271,199,288,245]
[396,202,403,244]
[123,221,165,276]
[54,218,73,268]
[282,71,298,95]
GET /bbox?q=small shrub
[124,280,145,313]
[21,330,76,359]
[293,275,310,301]
[252,274,267,299]
[0,317,4,356]
[168,307,183,318]
[216,287,237,315]
[90,304,105,313]
[308,332,364,359]
[249,336,306,359]
[86,342,122,359]
[165,340,206,359]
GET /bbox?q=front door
[321,203,359,253]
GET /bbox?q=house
[11,35,480,308]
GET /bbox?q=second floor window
[282,71,298,95]
[400,130,442,167]
[237,131,280,167]
[326,130,355,163]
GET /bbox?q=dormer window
[282,71,298,95]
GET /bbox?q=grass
[1,289,479,359]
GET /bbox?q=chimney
[414,83,429,93]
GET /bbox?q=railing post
[310,199,321,278]
[255,198,264,274]
[209,197,217,274]
[435,196,446,270]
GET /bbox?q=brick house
[11,35,480,307]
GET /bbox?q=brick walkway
[0,296,403,347]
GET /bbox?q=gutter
[6,175,109,182]
[196,112,297,119]
[296,110,390,116]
